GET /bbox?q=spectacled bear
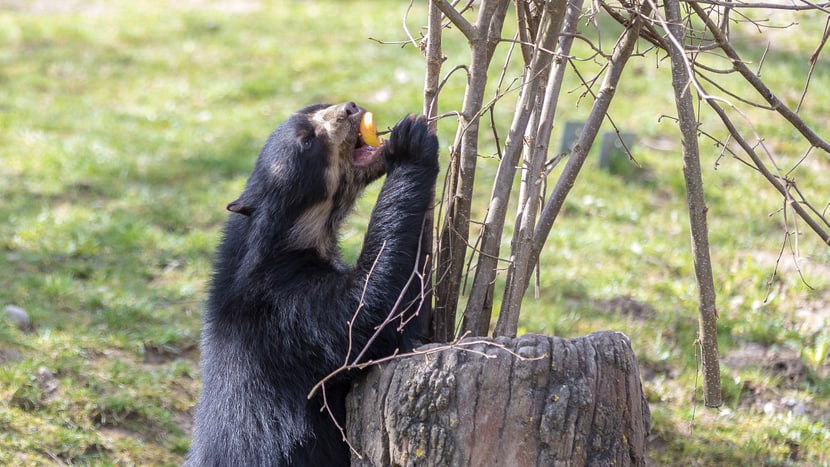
[186,102,439,466]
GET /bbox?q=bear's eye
[301,136,314,151]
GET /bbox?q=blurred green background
[1,1,828,464]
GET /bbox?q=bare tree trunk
[433,0,509,340]
[663,0,722,408]
[347,332,650,466]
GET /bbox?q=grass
[1,1,828,465]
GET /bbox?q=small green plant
[802,331,830,372]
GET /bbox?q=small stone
[783,397,808,417]
[792,403,807,417]
[5,305,32,331]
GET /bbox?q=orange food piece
[359,112,381,147]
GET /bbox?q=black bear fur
[186,102,439,466]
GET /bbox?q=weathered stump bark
[346,332,650,466]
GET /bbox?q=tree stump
[346,332,650,466]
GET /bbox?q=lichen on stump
[346,331,650,466]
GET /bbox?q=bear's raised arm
[350,115,439,353]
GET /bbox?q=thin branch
[318,384,362,458]
[695,68,776,110]
[601,0,669,49]
[689,1,830,154]
[789,179,830,229]
[514,0,535,64]
[345,241,387,366]
[797,0,830,14]
[423,0,444,341]
[684,0,830,11]
[797,15,830,112]
[402,0,420,49]
[702,95,830,245]
[432,0,477,41]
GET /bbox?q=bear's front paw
[384,115,439,171]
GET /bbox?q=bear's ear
[227,199,255,217]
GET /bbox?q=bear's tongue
[352,144,379,166]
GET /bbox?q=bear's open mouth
[352,133,381,167]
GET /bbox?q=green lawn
[1,1,828,465]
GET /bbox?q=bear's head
[227,102,386,257]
